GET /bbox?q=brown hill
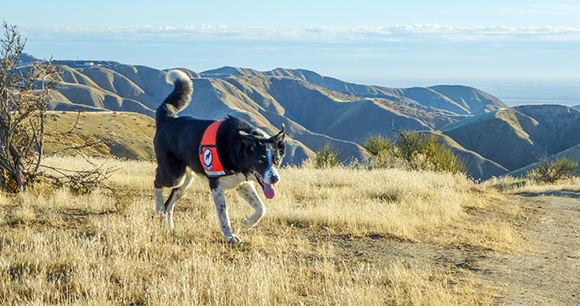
[432,132,509,180]
[44,111,157,160]
[44,62,502,166]
[439,105,580,172]
[43,110,327,166]
[505,143,580,178]
[22,59,524,176]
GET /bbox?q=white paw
[225,234,242,244]
[241,219,255,230]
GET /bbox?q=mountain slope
[439,105,580,171]
[201,66,507,115]
[433,132,509,180]
[20,57,528,177]
[505,142,580,178]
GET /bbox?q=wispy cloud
[21,24,580,43]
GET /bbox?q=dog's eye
[273,158,280,165]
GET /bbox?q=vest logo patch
[203,148,214,170]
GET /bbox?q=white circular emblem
[203,148,213,168]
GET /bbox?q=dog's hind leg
[210,182,241,243]
[237,182,266,230]
[155,187,165,214]
[155,168,195,229]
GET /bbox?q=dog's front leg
[237,182,266,229]
[211,186,241,243]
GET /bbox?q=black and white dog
[154,70,285,243]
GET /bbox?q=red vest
[199,120,231,177]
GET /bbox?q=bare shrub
[0,23,112,194]
[0,22,59,192]
[526,156,579,184]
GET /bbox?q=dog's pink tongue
[263,183,276,199]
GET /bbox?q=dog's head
[240,125,285,199]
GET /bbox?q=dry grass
[485,175,580,195]
[0,156,524,305]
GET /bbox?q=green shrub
[364,135,395,156]
[314,144,340,169]
[526,157,579,184]
[363,135,399,168]
[364,131,465,174]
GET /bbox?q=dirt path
[327,194,580,305]
[479,195,580,305]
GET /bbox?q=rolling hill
[38,59,505,168]
[17,56,580,179]
[439,104,580,174]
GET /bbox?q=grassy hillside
[44,111,156,160]
[0,156,526,305]
[41,110,336,165]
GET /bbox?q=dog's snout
[270,175,280,185]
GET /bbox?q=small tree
[0,22,59,192]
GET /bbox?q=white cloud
[21,24,580,43]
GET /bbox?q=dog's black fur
[154,70,285,243]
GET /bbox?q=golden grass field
[0,155,531,305]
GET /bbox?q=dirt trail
[479,194,580,305]
[327,194,580,305]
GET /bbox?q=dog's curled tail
[156,70,193,122]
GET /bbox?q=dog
[154,70,285,243]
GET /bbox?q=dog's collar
[199,120,234,177]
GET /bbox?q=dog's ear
[272,124,285,156]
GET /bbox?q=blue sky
[3,0,580,91]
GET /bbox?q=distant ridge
[201,66,506,115]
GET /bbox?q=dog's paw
[225,234,242,244]
[241,219,256,230]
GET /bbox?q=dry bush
[0,156,522,305]
[313,144,340,169]
[364,131,466,174]
[0,22,60,192]
[0,23,110,195]
[526,157,579,184]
